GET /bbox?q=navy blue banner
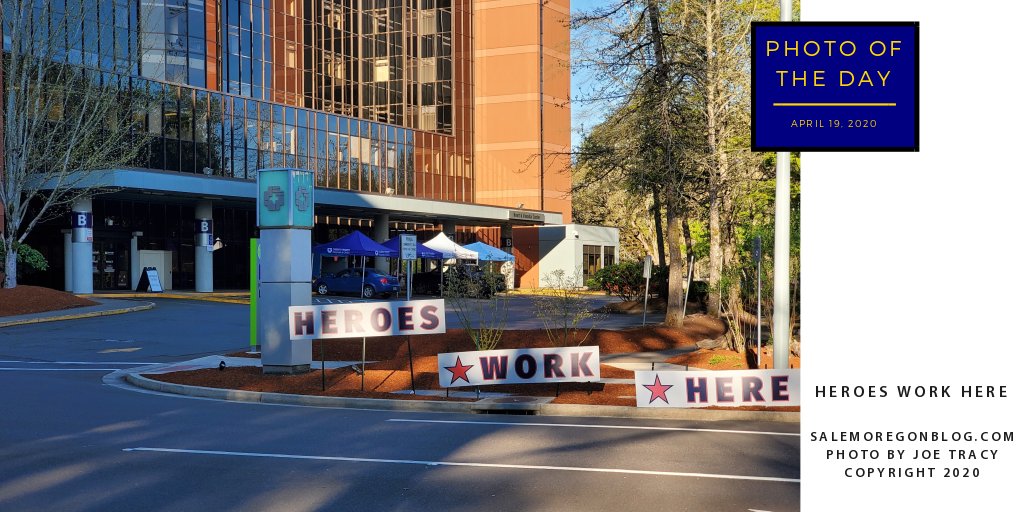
[751,22,919,152]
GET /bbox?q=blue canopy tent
[312,231,397,289]
[381,236,444,259]
[313,230,396,257]
[463,242,514,262]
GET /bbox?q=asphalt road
[0,299,799,511]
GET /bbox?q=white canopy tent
[422,232,479,260]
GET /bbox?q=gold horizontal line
[773,102,897,107]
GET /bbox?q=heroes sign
[288,299,445,340]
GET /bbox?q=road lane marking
[123,447,800,483]
[0,360,158,365]
[0,368,123,371]
[386,419,799,437]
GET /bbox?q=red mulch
[0,285,98,317]
[148,314,801,410]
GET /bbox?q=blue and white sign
[751,22,919,151]
[257,168,315,229]
[70,211,93,243]
[195,219,214,247]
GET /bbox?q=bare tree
[2,1,154,287]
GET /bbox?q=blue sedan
[314,268,401,298]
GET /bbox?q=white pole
[406,259,412,301]
[773,0,792,370]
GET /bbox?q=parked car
[314,268,400,298]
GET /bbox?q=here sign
[635,369,800,408]
[288,299,445,340]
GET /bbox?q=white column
[372,213,390,273]
[195,201,213,292]
[62,230,73,291]
[773,0,792,369]
[500,223,515,290]
[70,198,93,294]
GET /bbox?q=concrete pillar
[259,228,313,374]
[195,201,214,292]
[70,198,93,294]
[130,231,142,290]
[373,213,390,273]
[62,230,73,291]
[500,223,515,290]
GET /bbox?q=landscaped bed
[147,314,800,410]
[0,285,98,317]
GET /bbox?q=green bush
[587,262,646,301]
[0,242,49,280]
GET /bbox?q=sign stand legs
[407,336,416,394]
[321,338,326,391]
[360,337,367,391]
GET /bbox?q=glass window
[583,245,602,280]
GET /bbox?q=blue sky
[569,0,610,150]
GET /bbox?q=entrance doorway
[92,240,131,290]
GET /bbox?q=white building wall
[535,224,620,288]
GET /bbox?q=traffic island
[134,325,800,421]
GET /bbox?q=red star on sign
[643,374,673,404]
[445,356,474,385]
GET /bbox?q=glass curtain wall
[8,0,473,202]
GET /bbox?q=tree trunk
[651,187,667,269]
[706,184,723,316]
[664,208,686,327]
[3,240,17,288]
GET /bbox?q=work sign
[751,22,919,151]
[635,369,800,408]
[437,346,601,388]
[288,299,445,340]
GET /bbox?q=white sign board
[642,255,652,278]
[400,234,418,260]
[288,299,445,340]
[635,369,799,408]
[437,346,601,388]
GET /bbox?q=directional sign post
[257,168,315,374]
[401,234,417,301]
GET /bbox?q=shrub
[0,243,49,282]
[587,261,669,301]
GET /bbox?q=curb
[0,301,156,328]
[125,372,800,423]
[85,293,249,305]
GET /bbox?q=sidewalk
[85,290,250,305]
[0,298,155,328]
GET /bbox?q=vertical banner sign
[195,219,214,247]
[249,238,258,352]
[71,211,93,242]
[751,22,919,151]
